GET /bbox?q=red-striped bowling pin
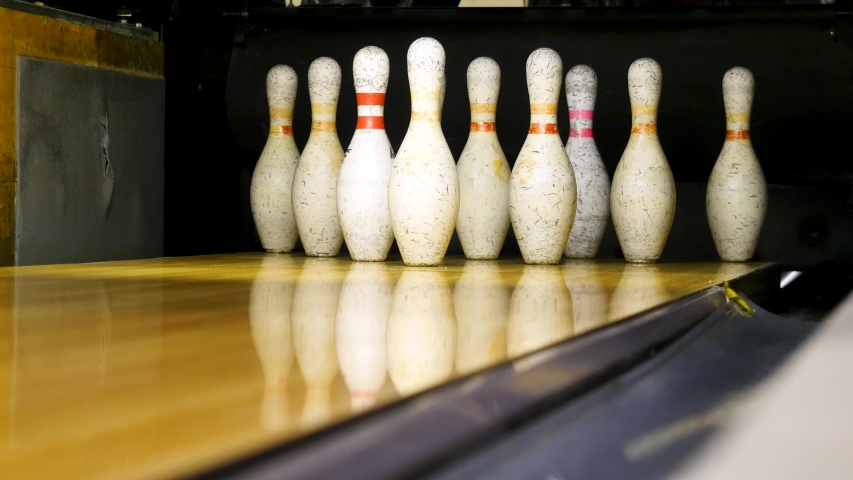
[293,57,345,257]
[456,57,511,260]
[611,58,675,263]
[338,47,395,261]
[251,65,300,253]
[509,48,576,265]
[564,65,610,259]
[707,67,766,262]
[389,37,460,267]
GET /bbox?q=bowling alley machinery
[3,0,853,478]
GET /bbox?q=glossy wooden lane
[0,254,766,479]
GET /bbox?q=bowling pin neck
[356,92,386,131]
[310,103,337,134]
[723,66,754,142]
[410,90,442,127]
[269,108,293,138]
[568,109,593,139]
[469,102,496,134]
[528,102,558,135]
[307,57,341,134]
[630,104,658,137]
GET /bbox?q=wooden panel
[0,254,769,479]
[96,29,164,78]
[0,66,13,182]
[0,8,98,70]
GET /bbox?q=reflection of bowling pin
[564,65,610,259]
[250,254,298,431]
[707,67,767,262]
[387,269,456,396]
[562,260,610,335]
[251,65,300,253]
[611,58,676,263]
[456,57,511,260]
[608,264,671,322]
[509,48,576,265]
[335,262,393,411]
[292,258,343,428]
[293,57,345,257]
[338,47,396,261]
[389,37,460,267]
[453,260,508,375]
[507,265,573,357]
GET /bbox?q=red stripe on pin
[529,123,558,134]
[569,128,593,138]
[357,116,385,130]
[470,121,496,132]
[726,130,750,140]
[356,93,386,106]
[569,110,593,120]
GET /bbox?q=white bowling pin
[456,57,511,260]
[509,48,577,265]
[335,262,393,411]
[562,260,610,335]
[608,264,671,322]
[564,65,610,259]
[611,58,676,263]
[251,65,301,253]
[389,37,460,267]
[338,47,396,262]
[507,265,573,358]
[453,260,508,375]
[386,269,456,396]
[293,57,345,257]
[250,254,298,431]
[707,67,767,262]
[292,257,343,428]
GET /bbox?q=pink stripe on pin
[569,109,593,120]
[569,128,593,138]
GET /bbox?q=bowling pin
[386,268,456,396]
[564,65,610,259]
[338,47,396,262]
[562,260,610,335]
[453,260,508,375]
[707,67,767,262]
[508,265,573,357]
[293,57,345,257]
[611,58,676,263]
[389,37,460,267]
[456,57,511,260]
[251,65,301,253]
[250,254,297,431]
[292,257,342,429]
[509,48,577,265]
[335,262,393,411]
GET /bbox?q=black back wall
[165,5,853,265]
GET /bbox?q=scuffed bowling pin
[389,37,460,267]
[456,57,511,260]
[453,260,508,375]
[509,48,576,265]
[707,67,767,262]
[564,65,610,259]
[335,262,393,411]
[251,65,301,253]
[338,47,395,261]
[293,57,345,257]
[386,269,456,396]
[611,58,676,263]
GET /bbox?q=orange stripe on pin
[726,130,750,140]
[269,125,292,135]
[530,103,558,115]
[631,123,657,135]
[311,121,337,133]
[529,123,558,134]
[471,121,496,132]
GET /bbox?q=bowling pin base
[464,253,500,261]
[626,258,657,264]
[721,257,752,263]
[265,248,294,254]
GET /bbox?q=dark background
[158,4,853,266]
[39,0,851,266]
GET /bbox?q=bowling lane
[0,254,766,479]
